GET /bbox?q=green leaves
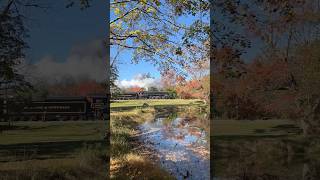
[155,0,161,6]
[175,47,183,55]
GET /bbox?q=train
[0,95,108,121]
[0,91,173,121]
[112,91,172,100]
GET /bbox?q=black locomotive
[112,91,172,100]
[0,91,173,121]
[0,95,108,121]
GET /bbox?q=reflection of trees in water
[155,106,209,130]
[153,106,209,145]
[303,162,320,180]
[214,138,320,179]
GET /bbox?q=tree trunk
[301,98,320,137]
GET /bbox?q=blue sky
[112,48,160,80]
[25,1,106,64]
[25,1,262,85]
[23,1,108,83]
[26,1,167,82]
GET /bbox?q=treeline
[160,69,209,100]
[212,40,320,121]
[22,79,105,99]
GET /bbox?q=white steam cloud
[24,39,107,84]
[116,73,161,90]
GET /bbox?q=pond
[138,107,210,180]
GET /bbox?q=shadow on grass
[0,125,31,131]
[0,141,109,180]
[212,134,289,141]
[0,140,106,162]
[0,124,70,132]
[252,124,302,136]
[270,124,303,134]
[154,106,179,119]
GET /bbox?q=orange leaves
[127,86,144,93]
[175,75,186,85]
[175,77,209,100]
[247,59,290,91]
[48,80,105,96]
[212,56,298,119]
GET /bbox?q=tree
[161,69,177,90]
[111,0,210,75]
[292,40,320,136]
[0,1,35,123]
[0,1,30,92]
[127,86,144,93]
[210,0,320,123]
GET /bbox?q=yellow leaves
[130,30,141,35]
[147,7,155,13]
[140,0,147,5]
[111,21,122,30]
[114,7,121,15]
[155,47,162,53]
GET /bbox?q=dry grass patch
[111,153,174,180]
[110,107,174,179]
[0,144,108,180]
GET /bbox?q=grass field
[0,121,108,179]
[0,121,106,145]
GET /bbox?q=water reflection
[139,107,210,180]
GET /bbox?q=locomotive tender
[112,91,172,100]
[1,95,108,121]
[0,91,172,121]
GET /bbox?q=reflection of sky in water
[140,117,210,180]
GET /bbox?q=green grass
[0,121,107,145]
[0,121,108,179]
[111,99,204,108]
[212,119,302,138]
[0,144,108,180]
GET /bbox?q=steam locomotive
[112,91,172,100]
[0,95,108,121]
[0,91,172,121]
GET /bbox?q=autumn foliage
[126,86,144,93]
[160,68,209,101]
[48,80,105,96]
[175,78,209,100]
